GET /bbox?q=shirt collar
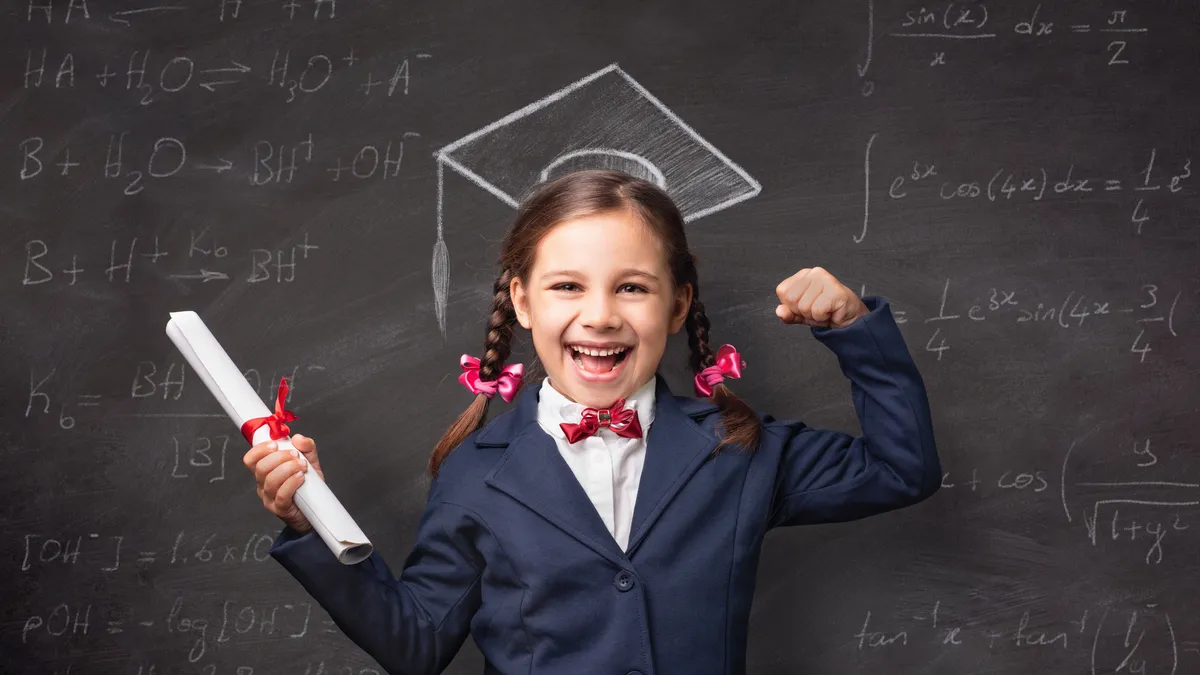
[536,375,657,441]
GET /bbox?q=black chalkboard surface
[3,1,1199,674]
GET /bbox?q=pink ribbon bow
[241,377,299,444]
[560,398,644,444]
[693,344,746,397]
[458,354,524,403]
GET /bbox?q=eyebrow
[540,268,661,282]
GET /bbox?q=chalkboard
[3,1,1198,674]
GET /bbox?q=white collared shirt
[535,375,657,552]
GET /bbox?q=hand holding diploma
[165,311,373,565]
[244,433,324,534]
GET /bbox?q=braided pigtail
[684,259,762,456]
[428,268,521,478]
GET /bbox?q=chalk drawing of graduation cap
[431,63,762,338]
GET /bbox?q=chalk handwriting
[885,149,1191,236]
[21,232,323,286]
[855,600,1182,675]
[22,365,325,428]
[1062,437,1199,563]
[22,47,431,102]
[18,131,422,194]
[858,1,1155,94]
[23,0,342,24]
[855,279,1186,363]
[20,530,278,573]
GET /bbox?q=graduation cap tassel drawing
[432,160,450,337]
[431,63,762,339]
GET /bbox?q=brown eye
[553,283,580,292]
[619,284,647,293]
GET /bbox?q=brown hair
[428,169,762,478]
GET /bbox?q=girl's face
[510,209,692,408]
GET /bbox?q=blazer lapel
[482,381,628,565]
[480,373,720,564]
[625,374,719,556]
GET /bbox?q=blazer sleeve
[766,295,942,529]
[268,475,484,675]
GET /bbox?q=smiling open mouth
[567,344,632,374]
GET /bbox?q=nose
[579,290,622,330]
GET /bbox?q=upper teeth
[570,345,628,357]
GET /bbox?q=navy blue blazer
[269,295,941,675]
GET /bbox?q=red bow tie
[560,398,643,444]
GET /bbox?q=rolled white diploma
[165,311,373,565]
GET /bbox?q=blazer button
[626,671,643,675]
[614,570,635,592]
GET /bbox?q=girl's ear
[669,282,694,334]
[510,276,532,329]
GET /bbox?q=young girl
[244,170,941,675]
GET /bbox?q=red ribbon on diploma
[240,377,299,444]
